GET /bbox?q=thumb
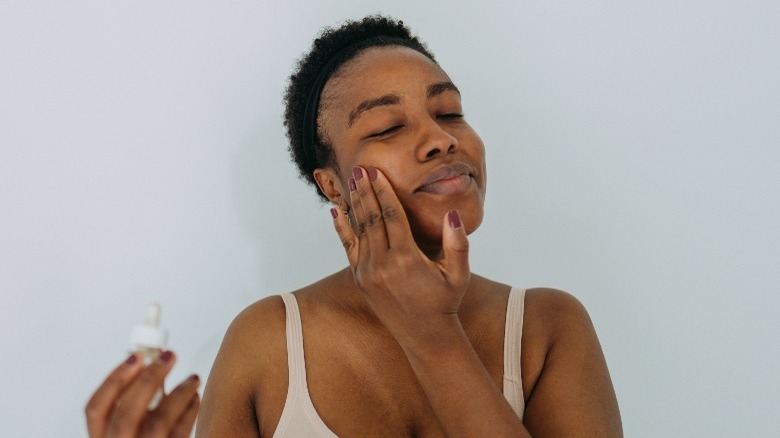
[441,209,470,284]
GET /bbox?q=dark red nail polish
[330,208,338,219]
[368,167,378,181]
[349,177,356,192]
[448,210,461,229]
[352,167,363,181]
[188,374,200,383]
[159,350,173,363]
[124,354,138,366]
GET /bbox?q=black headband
[300,47,355,168]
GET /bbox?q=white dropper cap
[131,302,168,348]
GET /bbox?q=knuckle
[364,211,383,228]
[381,205,400,220]
[356,222,366,236]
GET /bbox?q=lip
[416,162,475,193]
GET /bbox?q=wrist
[395,314,469,357]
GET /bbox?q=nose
[416,118,458,161]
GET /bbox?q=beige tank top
[273,288,526,437]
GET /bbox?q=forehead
[322,46,451,113]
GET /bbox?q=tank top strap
[280,292,308,390]
[275,292,306,436]
[276,293,339,438]
[503,287,527,419]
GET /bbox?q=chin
[406,200,484,248]
[462,208,484,235]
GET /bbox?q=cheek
[353,152,411,189]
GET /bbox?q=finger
[85,353,144,438]
[107,350,176,436]
[348,168,366,237]
[347,172,370,265]
[171,393,201,438]
[140,374,201,437]
[331,207,359,268]
[351,166,389,252]
[440,209,470,286]
[367,167,415,250]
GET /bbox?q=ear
[313,167,346,206]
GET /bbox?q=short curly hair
[283,15,436,201]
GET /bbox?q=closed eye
[370,125,403,137]
[438,113,464,120]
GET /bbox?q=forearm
[399,318,532,437]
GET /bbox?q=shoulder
[225,294,287,347]
[217,294,292,385]
[516,287,595,392]
[524,286,586,309]
[521,287,623,436]
[196,294,289,436]
[524,287,592,337]
[522,287,602,363]
[205,294,289,390]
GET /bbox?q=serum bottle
[130,302,168,409]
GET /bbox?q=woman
[86,16,622,437]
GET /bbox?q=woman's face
[314,46,487,252]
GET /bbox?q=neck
[331,267,484,321]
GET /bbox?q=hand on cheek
[330,166,471,344]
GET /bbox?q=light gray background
[1,1,778,436]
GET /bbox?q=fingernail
[348,177,356,192]
[123,354,138,366]
[187,374,200,383]
[368,167,378,181]
[330,208,338,219]
[352,166,363,181]
[158,350,173,364]
[448,209,461,229]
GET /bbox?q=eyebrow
[427,81,460,99]
[347,94,401,127]
[346,81,461,127]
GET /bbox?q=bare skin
[195,46,623,437]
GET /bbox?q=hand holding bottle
[85,351,200,437]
